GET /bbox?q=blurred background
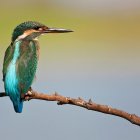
[0,0,140,139]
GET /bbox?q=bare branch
[0,92,7,97]
[0,91,140,126]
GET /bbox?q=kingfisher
[3,21,73,113]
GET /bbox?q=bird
[3,21,73,113]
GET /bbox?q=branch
[0,91,140,126]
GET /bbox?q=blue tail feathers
[4,40,23,113]
[12,100,23,113]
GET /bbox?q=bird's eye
[38,28,43,31]
[34,27,40,30]
[34,27,43,31]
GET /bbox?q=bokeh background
[0,0,140,139]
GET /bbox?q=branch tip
[78,97,84,101]
[1,90,140,126]
[88,98,93,104]
[54,92,59,96]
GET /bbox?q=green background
[0,0,140,140]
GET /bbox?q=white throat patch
[16,29,39,41]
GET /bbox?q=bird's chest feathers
[5,40,39,95]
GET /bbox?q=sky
[0,0,140,140]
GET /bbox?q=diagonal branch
[0,90,140,126]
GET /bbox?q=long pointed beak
[43,27,73,33]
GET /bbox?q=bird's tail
[12,98,23,113]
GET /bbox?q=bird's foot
[24,90,33,101]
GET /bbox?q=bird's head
[12,21,73,42]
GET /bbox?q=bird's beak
[42,27,73,33]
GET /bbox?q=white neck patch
[16,29,39,41]
[17,33,28,40]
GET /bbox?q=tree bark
[0,91,140,126]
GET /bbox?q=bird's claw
[24,91,33,101]
[26,91,32,96]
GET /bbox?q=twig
[0,91,140,126]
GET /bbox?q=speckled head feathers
[12,21,73,42]
[12,21,46,42]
